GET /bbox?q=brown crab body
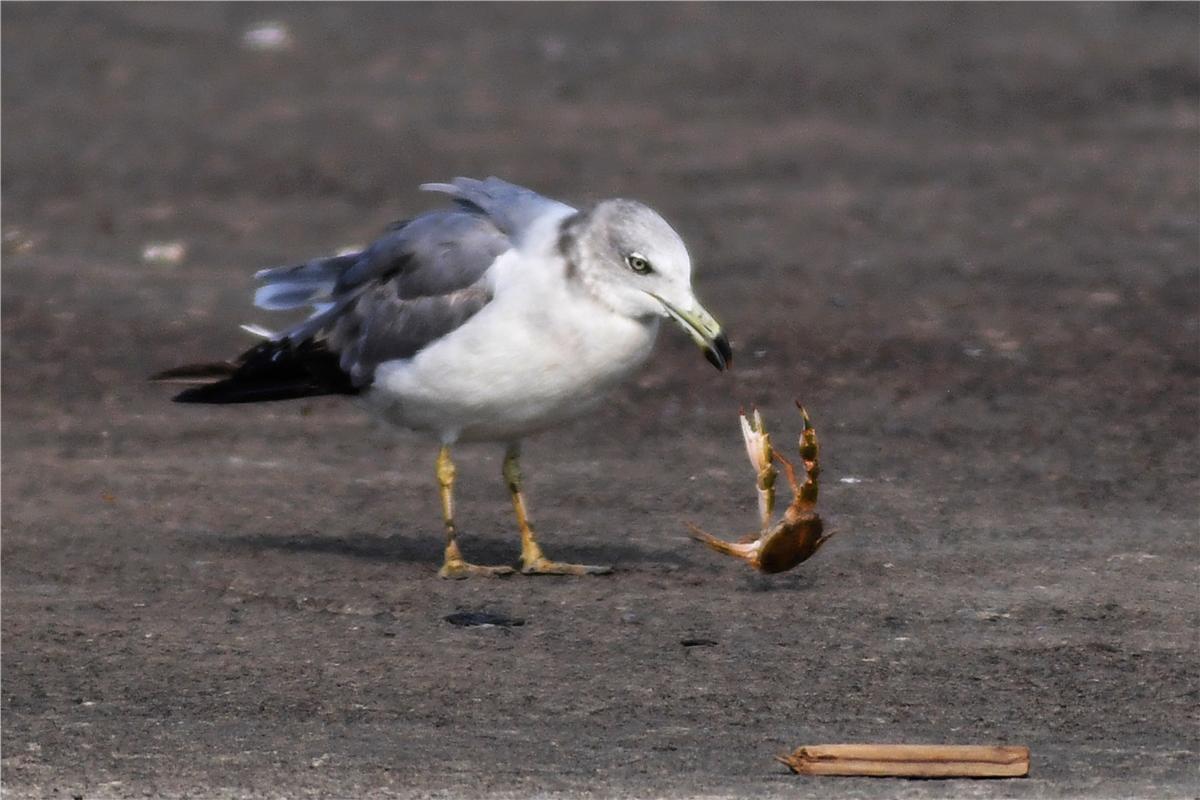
[690,403,835,574]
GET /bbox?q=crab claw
[794,402,820,508]
[740,408,777,530]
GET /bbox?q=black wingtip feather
[150,362,238,383]
[156,339,359,405]
[171,379,332,404]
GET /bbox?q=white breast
[364,250,660,443]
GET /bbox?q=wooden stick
[777,744,1030,778]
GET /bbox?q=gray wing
[252,208,511,386]
[332,210,510,298]
[420,176,574,242]
[326,282,494,386]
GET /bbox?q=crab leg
[687,522,762,564]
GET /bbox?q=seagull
[155,177,731,578]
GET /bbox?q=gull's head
[560,199,732,371]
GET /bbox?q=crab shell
[750,509,827,574]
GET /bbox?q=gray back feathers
[420,177,572,241]
[250,178,564,387]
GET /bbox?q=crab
[689,402,835,573]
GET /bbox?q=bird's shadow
[192,530,825,589]
[214,529,663,569]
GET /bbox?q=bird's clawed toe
[520,557,613,577]
[518,539,611,576]
[438,559,516,579]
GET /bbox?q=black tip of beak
[705,333,733,371]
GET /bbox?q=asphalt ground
[3,4,1198,798]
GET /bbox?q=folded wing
[156,178,564,402]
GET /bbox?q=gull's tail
[252,251,360,312]
[152,248,370,403]
[150,339,357,404]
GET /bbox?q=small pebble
[538,35,567,62]
[242,22,293,51]
[141,241,186,266]
[3,226,35,255]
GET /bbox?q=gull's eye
[626,253,653,275]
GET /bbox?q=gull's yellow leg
[436,446,514,579]
[504,444,611,576]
